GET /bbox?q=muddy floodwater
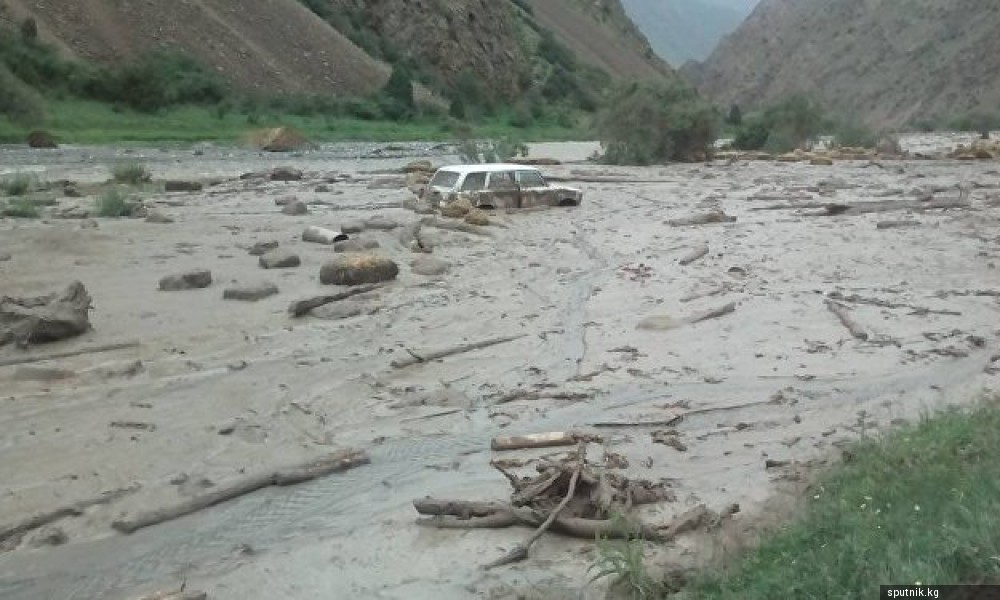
[1,136,999,599]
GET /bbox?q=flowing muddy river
[1,137,999,599]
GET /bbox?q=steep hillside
[695,0,1000,128]
[0,0,389,96]
[620,0,753,65]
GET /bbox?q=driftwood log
[0,485,139,549]
[678,243,710,266]
[391,335,525,369]
[288,285,380,317]
[491,431,600,451]
[0,340,139,368]
[113,450,368,534]
[825,299,868,340]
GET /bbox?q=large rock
[246,127,315,153]
[363,215,399,230]
[411,256,450,276]
[341,221,365,234]
[259,249,301,269]
[0,281,92,346]
[440,196,473,218]
[270,167,303,182]
[320,254,399,286]
[281,200,309,216]
[464,208,490,226]
[26,130,58,149]
[333,239,380,253]
[403,159,433,173]
[159,270,212,291]
[164,180,203,192]
[223,282,279,302]
[248,240,279,256]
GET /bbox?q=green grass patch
[110,161,151,184]
[95,187,138,217]
[1,197,41,218]
[0,100,588,145]
[683,402,1000,599]
[0,172,34,196]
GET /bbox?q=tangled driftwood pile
[414,433,733,569]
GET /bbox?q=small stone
[334,239,380,253]
[27,130,58,149]
[411,256,450,276]
[274,195,297,206]
[320,254,399,286]
[164,180,203,192]
[281,200,308,216]
[341,221,364,234]
[270,166,303,181]
[223,282,279,301]
[363,215,399,230]
[159,269,212,291]
[248,240,279,256]
[259,249,301,269]
[145,211,174,224]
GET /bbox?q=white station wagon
[422,164,583,210]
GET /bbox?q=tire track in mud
[1,353,991,600]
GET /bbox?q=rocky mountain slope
[0,0,670,103]
[620,0,756,65]
[694,0,1000,128]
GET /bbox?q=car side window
[487,171,518,190]
[461,172,487,192]
[516,170,545,188]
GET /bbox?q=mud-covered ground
[1,137,999,599]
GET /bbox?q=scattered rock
[248,240,279,256]
[281,200,309,216]
[28,525,68,548]
[223,282,280,302]
[314,184,330,193]
[164,180,203,192]
[464,208,490,226]
[320,254,399,286]
[63,184,81,197]
[79,219,99,229]
[341,221,364,234]
[403,159,433,173]
[274,195,298,206]
[159,270,212,291]
[259,249,301,269]
[411,256,450,276]
[810,157,834,166]
[270,166,303,182]
[145,211,174,224]
[55,206,90,219]
[363,215,399,230]
[302,226,348,245]
[334,239,380,253]
[1,281,93,346]
[26,130,57,149]
[440,196,473,218]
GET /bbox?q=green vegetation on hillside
[683,401,1000,599]
[728,94,877,152]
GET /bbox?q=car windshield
[428,170,460,189]
[460,172,487,191]
[516,170,545,187]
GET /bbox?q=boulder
[223,282,279,302]
[411,256,450,276]
[248,240,279,256]
[159,270,212,291]
[341,221,365,234]
[440,196,473,218]
[245,127,315,152]
[302,226,349,245]
[464,208,490,226]
[333,239,381,253]
[0,281,92,346]
[363,215,399,230]
[403,159,433,173]
[281,200,309,216]
[320,254,399,286]
[259,249,301,269]
[164,180,203,192]
[26,130,57,149]
[270,167,303,182]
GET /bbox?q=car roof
[435,163,541,174]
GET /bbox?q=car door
[514,169,553,208]
[482,170,520,209]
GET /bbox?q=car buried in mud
[422,163,583,210]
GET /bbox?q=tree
[20,18,37,42]
[597,80,719,165]
[727,104,743,126]
[379,66,415,121]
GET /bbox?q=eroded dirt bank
[1,139,999,599]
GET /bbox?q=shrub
[105,52,227,113]
[948,110,1000,136]
[597,80,719,165]
[379,66,415,121]
[0,173,35,196]
[732,117,770,151]
[1,198,40,218]
[731,94,826,152]
[727,104,743,126]
[110,162,152,185]
[95,188,139,217]
[833,119,878,148]
[0,63,46,125]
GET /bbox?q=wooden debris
[0,485,139,549]
[688,301,737,324]
[0,340,140,369]
[494,390,592,405]
[876,220,920,229]
[420,216,494,237]
[491,431,598,451]
[827,291,960,316]
[825,299,868,340]
[667,210,736,227]
[678,243,710,266]
[136,590,207,600]
[809,197,970,217]
[113,449,368,534]
[391,334,525,369]
[287,285,380,317]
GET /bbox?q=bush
[105,52,228,113]
[833,119,878,148]
[948,110,1000,135]
[731,94,826,152]
[732,117,770,151]
[597,80,719,165]
[0,173,35,196]
[0,63,46,125]
[110,162,152,185]
[1,198,41,218]
[95,188,139,217]
[379,66,415,121]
